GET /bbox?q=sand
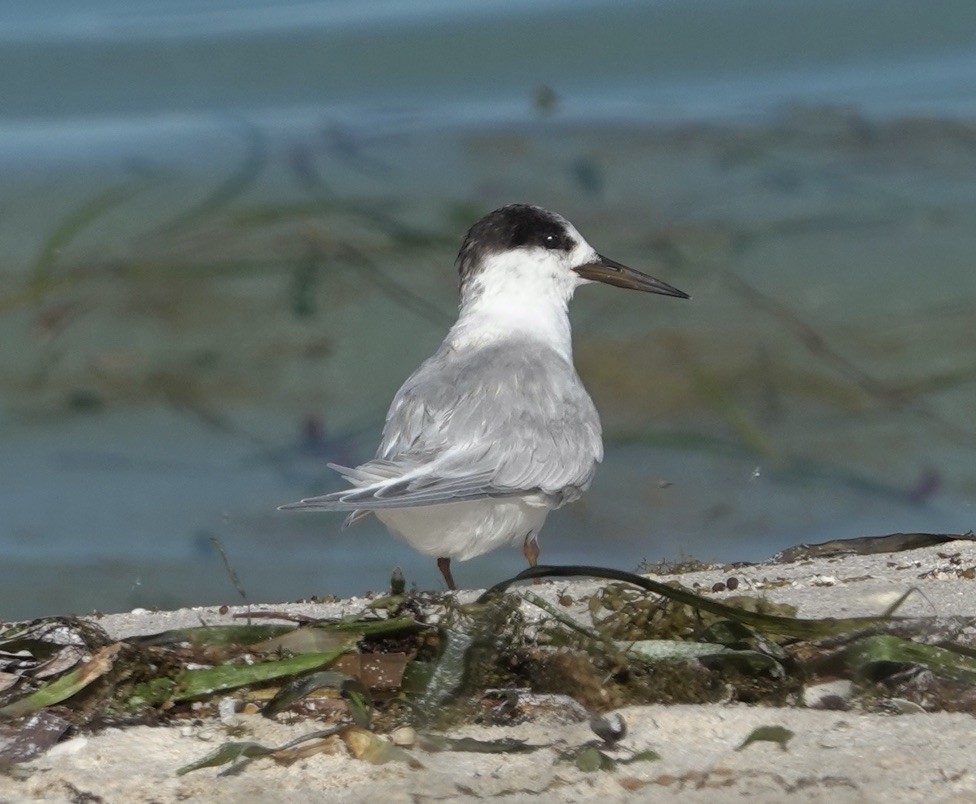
[3,540,976,802]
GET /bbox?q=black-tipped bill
[574,255,690,299]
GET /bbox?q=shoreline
[3,539,976,802]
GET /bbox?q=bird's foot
[437,556,457,591]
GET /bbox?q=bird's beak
[574,255,690,299]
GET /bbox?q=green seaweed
[480,565,908,639]
[31,181,150,282]
[848,634,976,684]
[737,725,793,752]
[130,640,356,706]
[155,120,267,234]
[0,644,123,719]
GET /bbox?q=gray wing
[281,339,602,512]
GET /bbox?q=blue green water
[1,1,975,618]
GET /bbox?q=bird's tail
[277,461,400,514]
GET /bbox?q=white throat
[448,248,581,359]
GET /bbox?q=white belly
[375,496,551,561]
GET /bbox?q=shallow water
[1,1,975,619]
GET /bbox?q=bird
[280,204,689,590]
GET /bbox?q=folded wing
[280,340,602,513]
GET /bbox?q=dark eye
[543,233,561,250]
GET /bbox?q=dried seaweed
[1,556,975,774]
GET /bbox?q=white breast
[376,495,552,561]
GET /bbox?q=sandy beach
[3,539,975,802]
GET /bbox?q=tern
[281,204,688,589]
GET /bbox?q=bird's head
[455,204,689,307]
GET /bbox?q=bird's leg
[523,535,542,584]
[437,557,457,590]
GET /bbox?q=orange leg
[437,556,457,590]
[523,537,542,584]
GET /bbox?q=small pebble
[711,582,726,593]
[726,577,739,590]
[590,712,627,745]
[46,738,88,758]
[887,698,926,715]
[218,697,241,723]
[802,679,853,710]
[390,726,416,746]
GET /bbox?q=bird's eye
[543,234,561,250]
